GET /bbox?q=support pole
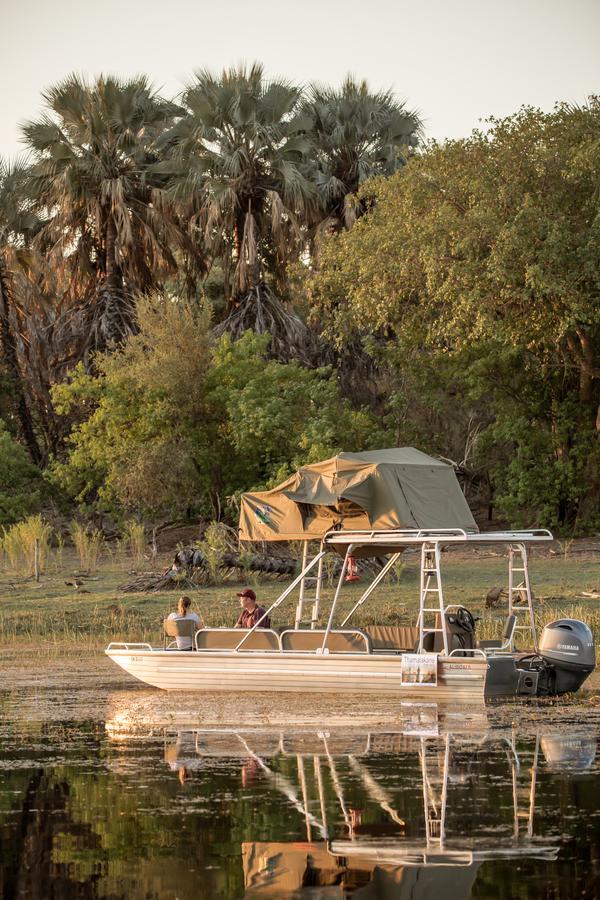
[320,546,353,654]
[34,538,40,582]
[341,553,402,627]
[310,553,324,630]
[294,541,309,629]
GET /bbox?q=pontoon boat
[105,528,595,698]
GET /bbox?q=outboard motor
[538,619,595,694]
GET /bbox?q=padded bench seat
[194,628,280,651]
[363,625,420,652]
[280,629,371,653]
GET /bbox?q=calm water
[0,657,599,899]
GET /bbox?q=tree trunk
[104,214,121,292]
[0,255,43,465]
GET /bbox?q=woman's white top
[167,611,201,649]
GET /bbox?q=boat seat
[363,625,420,652]
[479,614,517,651]
[194,628,280,651]
[280,629,371,653]
[163,618,198,649]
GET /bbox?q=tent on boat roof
[239,448,477,542]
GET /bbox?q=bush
[0,422,45,526]
[2,515,52,575]
[69,521,104,573]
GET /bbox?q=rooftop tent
[239,448,478,542]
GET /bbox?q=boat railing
[106,642,154,651]
[447,648,487,659]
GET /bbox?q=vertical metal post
[294,541,310,629]
[34,538,40,582]
[320,546,352,653]
[310,553,324,630]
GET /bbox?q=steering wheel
[455,607,476,632]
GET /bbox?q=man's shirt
[235,606,271,629]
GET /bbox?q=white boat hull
[105,648,488,700]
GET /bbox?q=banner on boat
[401,653,438,686]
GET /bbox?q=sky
[2,0,599,159]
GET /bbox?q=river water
[0,654,599,898]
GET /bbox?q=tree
[50,294,214,517]
[305,100,600,528]
[0,160,43,463]
[167,63,318,357]
[23,75,188,351]
[303,77,422,232]
[0,420,45,524]
[50,296,380,519]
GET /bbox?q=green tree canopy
[0,420,45,525]
[306,100,600,528]
[23,75,189,348]
[51,295,380,519]
[303,76,422,231]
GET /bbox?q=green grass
[0,548,598,657]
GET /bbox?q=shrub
[0,422,45,526]
[123,520,146,567]
[2,515,52,575]
[198,522,230,584]
[69,521,104,573]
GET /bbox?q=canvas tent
[239,448,477,542]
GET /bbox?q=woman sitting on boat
[167,596,203,649]
[235,588,271,629]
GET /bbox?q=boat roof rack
[324,528,553,548]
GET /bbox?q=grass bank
[0,547,598,657]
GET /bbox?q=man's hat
[237,588,256,602]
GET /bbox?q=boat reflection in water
[106,703,597,899]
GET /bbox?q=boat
[105,527,596,698]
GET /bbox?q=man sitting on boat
[167,596,203,649]
[235,588,271,629]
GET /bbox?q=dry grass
[69,521,105,573]
[2,515,53,575]
[123,520,146,568]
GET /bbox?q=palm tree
[304,77,423,231]
[0,160,43,463]
[167,63,318,357]
[22,74,190,350]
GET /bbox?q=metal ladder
[417,542,448,653]
[508,543,538,651]
[294,541,324,629]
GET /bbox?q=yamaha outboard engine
[538,619,595,694]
